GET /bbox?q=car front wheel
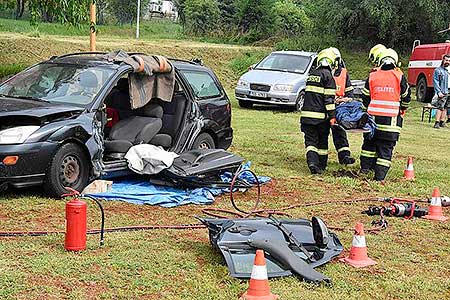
[294,92,305,112]
[43,143,89,198]
[192,133,216,150]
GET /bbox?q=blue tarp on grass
[88,162,270,208]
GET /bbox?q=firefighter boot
[309,164,323,174]
[341,156,356,165]
[318,155,328,172]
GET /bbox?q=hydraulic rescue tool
[362,199,427,219]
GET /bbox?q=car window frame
[90,65,132,112]
[179,68,224,101]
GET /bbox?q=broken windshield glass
[0,63,115,106]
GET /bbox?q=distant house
[145,1,178,21]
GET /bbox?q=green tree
[108,0,150,25]
[274,0,310,37]
[184,0,220,35]
[236,0,276,42]
[218,0,236,30]
[28,0,90,24]
[173,0,186,24]
[304,0,450,49]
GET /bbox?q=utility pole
[90,0,96,51]
[136,0,141,39]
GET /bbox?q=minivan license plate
[249,91,268,98]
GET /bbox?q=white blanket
[125,144,179,175]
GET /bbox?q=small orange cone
[240,250,278,300]
[403,156,415,180]
[339,222,377,268]
[423,187,449,221]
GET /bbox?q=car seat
[105,78,133,120]
[150,89,187,149]
[104,103,163,154]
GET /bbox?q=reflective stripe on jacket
[367,69,402,117]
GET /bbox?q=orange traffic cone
[423,187,449,221]
[240,250,278,300]
[339,222,377,268]
[403,156,415,180]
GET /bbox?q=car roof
[171,59,210,72]
[48,52,210,71]
[271,50,317,57]
[49,53,119,68]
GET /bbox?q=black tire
[43,143,90,198]
[294,92,305,112]
[416,77,432,103]
[238,100,253,108]
[192,132,216,150]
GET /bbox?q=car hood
[240,69,307,85]
[0,97,84,118]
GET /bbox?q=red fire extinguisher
[63,188,105,251]
[65,196,87,251]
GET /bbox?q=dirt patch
[332,169,360,178]
[23,274,108,300]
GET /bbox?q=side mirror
[248,64,256,71]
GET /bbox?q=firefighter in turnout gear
[360,48,411,181]
[300,48,337,174]
[328,47,356,165]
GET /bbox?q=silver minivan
[235,51,317,111]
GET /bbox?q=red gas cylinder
[65,197,87,251]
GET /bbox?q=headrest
[116,78,129,92]
[139,103,163,118]
[79,71,98,88]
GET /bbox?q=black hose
[82,195,105,246]
[229,168,261,216]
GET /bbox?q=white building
[145,1,178,21]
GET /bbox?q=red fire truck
[408,40,450,102]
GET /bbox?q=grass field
[1,23,450,300]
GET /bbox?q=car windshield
[255,53,311,74]
[0,62,116,106]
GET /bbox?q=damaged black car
[0,51,233,197]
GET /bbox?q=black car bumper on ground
[0,141,58,188]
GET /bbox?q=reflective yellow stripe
[361,150,377,157]
[401,88,409,98]
[301,111,326,119]
[377,124,402,133]
[401,101,410,106]
[337,147,350,153]
[362,88,370,96]
[324,88,336,96]
[306,146,318,153]
[318,148,328,155]
[305,86,324,94]
[325,104,336,110]
[345,86,354,92]
[376,158,392,167]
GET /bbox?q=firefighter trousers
[301,123,330,172]
[360,133,396,181]
[331,125,351,163]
